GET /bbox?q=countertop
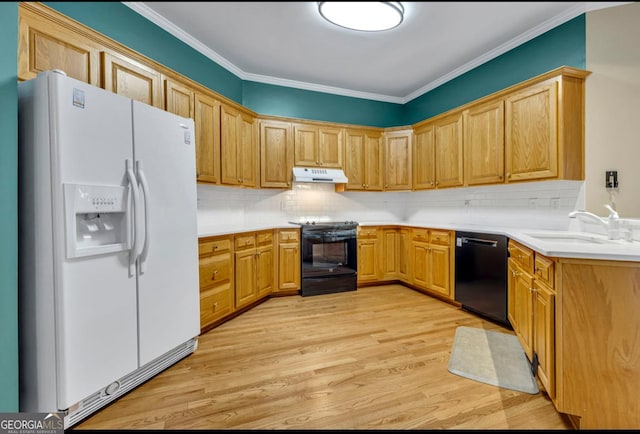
[198,220,640,262]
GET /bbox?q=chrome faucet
[568,205,620,240]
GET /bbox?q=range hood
[292,167,348,184]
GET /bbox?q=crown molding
[123,2,630,105]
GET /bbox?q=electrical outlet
[606,170,618,188]
[550,197,560,209]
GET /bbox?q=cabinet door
[239,112,258,188]
[293,123,319,167]
[435,112,464,188]
[505,81,558,182]
[278,242,300,291]
[256,245,274,299]
[344,129,366,190]
[357,239,379,283]
[220,104,241,185]
[260,120,293,188]
[507,258,518,328]
[464,99,504,185]
[513,267,534,360]
[344,129,383,191]
[364,131,384,191]
[413,123,436,190]
[381,229,398,280]
[101,51,162,108]
[18,5,100,85]
[428,244,451,298]
[533,281,555,399]
[397,228,411,283]
[195,93,221,183]
[165,78,195,119]
[318,127,343,167]
[412,242,429,289]
[384,130,412,191]
[235,249,256,309]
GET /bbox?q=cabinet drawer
[278,229,299,243]
[358,226,378,238]
[429,230,451,245]
[198,237,231,256]
[199,252,232,289]
[200,283,233,327]
[508,240,534,273]
[412,228,429,242]
[256,230,273,246]
[534,253,555,289]
[235,234,256,250]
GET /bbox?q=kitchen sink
[522,231,614,244]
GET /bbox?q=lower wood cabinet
[410,228,454,299]
[198,228,299,329]
[507,239,556,400]
[356,225,452,300]
[357,226,380,284]
[555,258,640,429]
[235,230,274,309]
[198,235,234,332]
[275,228,301,293]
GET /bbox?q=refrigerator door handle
[136,160,151,274]
[126,159,141,277]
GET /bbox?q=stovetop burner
[290,220,358,227]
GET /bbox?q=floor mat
[448,326,539,394]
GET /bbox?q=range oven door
[300,226,357,296]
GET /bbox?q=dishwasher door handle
[458,237,498,248]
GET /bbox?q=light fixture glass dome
[318,2,404,32]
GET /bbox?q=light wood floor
[74,284,573,430]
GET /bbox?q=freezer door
[48,72,139,409]
[132,101,200,366]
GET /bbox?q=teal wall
[403,15,586,124]
[44,2,244,104]
[0,2,18,413]
[243,81,404,127]
[0,1,587,411]
[44,2,585,128]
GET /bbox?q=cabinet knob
[506,172,511,178]
[212,302,218,311]
[435,181,439,186]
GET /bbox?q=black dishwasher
[454,231,510,327]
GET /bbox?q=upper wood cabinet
[412,123,436,190]
[463,99,505,186]
[260,120,294,189]
[293,122,343,168]
[505,73,586,183]
[505,81,558,182]
[221,103,258,188]
[195,93,221,184]
[164,78,195,119]
[383,129,412,191]
[434,112,464,188]
[343,128,384,191]
[101,51,163,109]
[18,4,101,85]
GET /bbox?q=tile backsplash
[198,180,590,231]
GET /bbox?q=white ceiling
[126,2,626,104]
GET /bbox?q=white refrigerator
[18,70,200,428]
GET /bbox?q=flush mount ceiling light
[318,2,404,32]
